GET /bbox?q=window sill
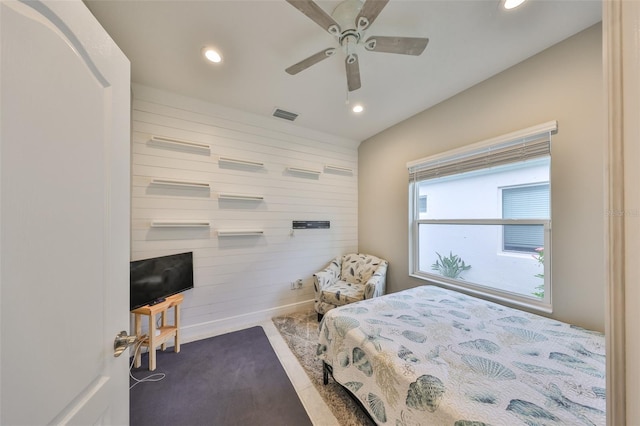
[409,272,552,315]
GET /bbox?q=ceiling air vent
[272,108,298,122]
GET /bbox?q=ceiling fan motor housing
[340,29,361,52]
[331,0,365,31]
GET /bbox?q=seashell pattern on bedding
[317,285,605,425]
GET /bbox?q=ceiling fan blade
[345,53,361,92]
[356,0,389,30]
[364,36,429,56]
[286,48,336,75]
[286,0,341,36]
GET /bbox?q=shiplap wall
[131,84,359,340]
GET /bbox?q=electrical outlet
[290,282,296,290]
[296,279,303,289]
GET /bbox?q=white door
[0,0,130,424]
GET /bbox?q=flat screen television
[130,252,194,310]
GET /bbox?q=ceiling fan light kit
[285,0,429,92]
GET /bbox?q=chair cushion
[340,253,383,285]
[320,281,365,306]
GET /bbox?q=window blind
[502,184,550,252]
[503,225,544,252]
[407,121,556,183]
[503,184,550,219]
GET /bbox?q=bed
[317,285,605,425]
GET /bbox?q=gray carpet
[129,326,312,426]
[272,310,376,426]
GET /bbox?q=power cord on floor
[129,337,166,389]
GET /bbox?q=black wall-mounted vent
[292,220,330,229]
[273,108,299,121]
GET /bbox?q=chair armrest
[313,256,341,294]
[364,260,388,299]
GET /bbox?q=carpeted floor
[272,310,376,426]
[129,326,312,426]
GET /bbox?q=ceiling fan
[285,0,429,92]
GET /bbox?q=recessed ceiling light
[202,47,222,63]
[352,104,364,113]
[504,0,526,10]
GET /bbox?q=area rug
[272,310,375,426]
[129,326,312,426]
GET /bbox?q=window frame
[407,122,556,313]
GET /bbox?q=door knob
[113,330,138,357]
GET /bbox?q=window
[418,195,427,214]
[408,122,555,312]
[502,184,550,253]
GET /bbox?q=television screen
[130,252,194,310]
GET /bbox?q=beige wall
[358,24,604,331]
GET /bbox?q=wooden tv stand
[131,293,183,371]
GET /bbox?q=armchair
[313,253,388,321]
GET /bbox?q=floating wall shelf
[150,135,211,151]
[286,167,321,176]
[324,164,353,174]
[150,220,211,228]
[217,193,264,201]
[217,229,264,236]
[151,179,211,189]
[218,156,264,168]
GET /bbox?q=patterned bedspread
[317,285,605,425]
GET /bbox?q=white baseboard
[129,299,314,360]
[179,299,314,345]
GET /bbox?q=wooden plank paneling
[131,85,359,332]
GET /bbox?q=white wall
[359,24,604,331]
[418,161,549,219]
[130,84,359,340]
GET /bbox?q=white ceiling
[84,0,602,142]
